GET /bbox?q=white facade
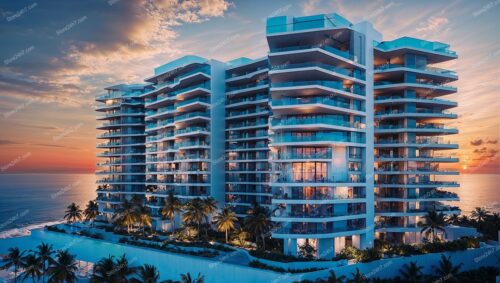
[95,12,459,258]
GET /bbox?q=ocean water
[0,173,499,236]
[0,174,96,237]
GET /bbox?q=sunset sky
[0,0,499,174]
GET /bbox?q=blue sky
[0,0,499,173]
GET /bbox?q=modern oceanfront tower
[265,14,378,258]
[225,57,271,216]
[373,38,460,243]
[96,84,148,219]
[95,12,459,258]
[141,56,226,231]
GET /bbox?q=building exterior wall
[95,12,459,256]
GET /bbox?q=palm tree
[91,255,117,282]
[471,207,491,230]
[160,191,182,233]
[399,261,424,283]
[326,270,346,283]
[113,200,137,233]
[201,197,217,237]
[84,200,99,227]
[21,253,43,283]
[47,250,78,283]
[64,202,83,223]
[213,206,238,243]
[446,213,460,225]
[180,272,204,283]
[182,198,205,240]
[349,268,367,283]
[0,247,25,282]
[420,211,447,243]
[244,202,272,249]
[233,228,249,247]
[131,264,160,283]
[433,255,463,281]
[36,242,55,283]
[136,205,153,235]
[114,254,136,281]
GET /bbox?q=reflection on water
[0,174,96,232]
[446,174,500,214]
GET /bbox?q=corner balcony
[271,116,364,132]
[270,81,365,99]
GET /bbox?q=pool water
[0,229,292,282]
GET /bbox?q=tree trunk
[225,229,228,243]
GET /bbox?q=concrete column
[360,233,373,249]
[283,238,297,256]
[318,238,335,259]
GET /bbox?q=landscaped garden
[2,194,499,282]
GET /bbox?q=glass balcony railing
[271,62,365,80]
[174,111,210,121]
[175,97,210,108]
[375,64,457,76]
[271,116,363,129]
[175,126,209,135]
[270,44,357,63]
[375,80,457,91]
[271,133,365,144]
[271,81,365,96]
[226,80,269,92]
[271,97,364,111]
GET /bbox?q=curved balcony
[374,96,457,108]
[269,44,364,68]
[269,62,365,82]
[271,97,365,116]
[270,80,365,98]
[272,225,366,239]
[374,109,457,119]
[270,132,365,146]
[374,81,456,96]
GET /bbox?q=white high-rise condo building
[95,13,459,259]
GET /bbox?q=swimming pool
[0,229,298,282]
